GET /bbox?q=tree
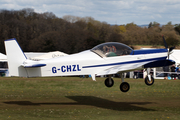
[174,24,180,35]
[152,21,160,27]
[148,22,152,28]
[119,25,126,33]
[166,34,179,47]
[0,8,179,54]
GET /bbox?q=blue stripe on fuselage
[133,49,168,55]
[82,57,167,68]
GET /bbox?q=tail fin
[4,38,27,77]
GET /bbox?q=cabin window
[91,42,133,58]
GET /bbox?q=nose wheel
[145,75,154,86]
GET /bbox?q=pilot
[103,45,117,57]
[110,46,116,52]
[103,45,109,54]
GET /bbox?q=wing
[96,61,148,76]
[96,59,175,76]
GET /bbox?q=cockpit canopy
[91,42,133,58]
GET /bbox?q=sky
[0,0,180,25]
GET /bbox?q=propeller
[162,35,168,49]
[162,35,175,59]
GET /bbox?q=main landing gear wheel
[120,82,130,92]
[145,75,154,86]
[104,78,114,87]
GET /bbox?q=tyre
[120,82,130,92]
[145,75,154,86]
[104,78,114,87]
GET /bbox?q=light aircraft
[4,37,175,92]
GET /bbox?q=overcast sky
[0,0,180,25]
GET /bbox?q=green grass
[0,77,180,120]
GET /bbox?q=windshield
[91,42,133,57]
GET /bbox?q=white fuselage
[25,50,167,78]
[4,39,169,80]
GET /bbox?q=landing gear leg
[119,73,130,92]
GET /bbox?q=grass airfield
[0,77,180,120]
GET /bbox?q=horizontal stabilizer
[21,59,46,68]
[23,63,46,68]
